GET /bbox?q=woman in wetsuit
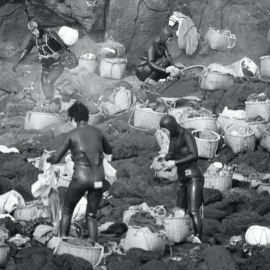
[47,102,113,242]
[159,115,204,241]
[135,26,176,83]
[12,18,65,100]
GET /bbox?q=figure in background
[135,26,179,84]
[159,115,204,241]
[47,102,113,243]
[12,18,66,100]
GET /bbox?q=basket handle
[94,244,105,268]
[53,112,68,120]
[226,35,236,49]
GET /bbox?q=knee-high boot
[86,215,98,243]
[60,212,72,237]
[190,210,203,240]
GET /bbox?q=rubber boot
[190,211,203,240]
[60,213,72,237]
[86,216,98,243]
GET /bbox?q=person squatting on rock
[47,102,113,243]
[135,26,179,84]
[12,18,66,100]
[159,115,204,240]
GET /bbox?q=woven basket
[181,65,206,78]
[245,101,270,122]
[57,174,72,188]
[0,227,9,243]
[0,245,9,268]
[260,56,270,77]
[133,104,167,131]
[24,111,66,130]
[192,130,220,159]
[224,124,256,154]
[183,117,218,132]
[199,70,235,91]
[204,174,233,191]
[156,217,189,243]
[100,58,127,79]
[260,129,270,152]
[124,226,166,255]
[88,111,101,125]
[123,210,139,225]
[204,27,236,52]
[61,99,76,111]
[246,120,267,140]
[102,88,131,116]
[56,238,104,268]
[217,114,245,134]
[13,201,51,222]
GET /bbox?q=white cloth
[72,196,87,221]
[0,190,25,214]
[103,159,117,185]
[207,63,237,77]
[0,145,19,153]
[31,156,57,205]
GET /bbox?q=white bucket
[230,57,258,77]
[79,58,97,73]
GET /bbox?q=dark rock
[202,218,221,237]
[203,188,222,205]
[138,259,180,270]
[107,258,141,270]
[253,201,270,216]
[125,248,161,263]
[203,245,238,270]
[204,205,227,221]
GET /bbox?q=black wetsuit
[18,30,65,100]
[47,122,112,240]
[165,126,204,239]
[135,38,172,82]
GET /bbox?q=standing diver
[159,115,204,241]
[47,102,113,243]
[135,26,179,84]
[12,18,66,100]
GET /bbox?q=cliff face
[0,0,269,66]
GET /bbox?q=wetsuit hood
[159,26,173,45]
[160,115,178,137]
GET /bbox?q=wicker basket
[204,174,233,191]
[124,226,166,255]
[245,101,270,122]
[260,56,270,77]
[61,99,76,111]
[0,227,9,243]
[123,210,139,225]
[0,245,9,268]
[192,130,220,159]
[13,200,51,222]
[24,111,66,130]
[199,70,235,91]
[167,107,190,124]
[133,104,167,130]
[260,129,270,152]
[156,217,189,243]
[181,65,206,78]
[224,124,256,154]
[217,114,245,134]
[204,27,236,52]
[57,174,72,188]
[102,88,131,116]
[183,117,218,132]
[56,238,104,268]
[88,111,101,125]
[100,58,127,79]
[246,120,267,140]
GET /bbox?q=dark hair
[68,102,89,122]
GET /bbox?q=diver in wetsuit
[159,115,204,240]
[12,18,65,100]
[47,102,113,242]
[135,26,177,83]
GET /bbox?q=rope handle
[149,205,166,218]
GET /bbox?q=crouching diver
[135,26,177,83]
[159,115,204,240]
[12,18,65,100]
[47,102,113,243]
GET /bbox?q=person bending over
[159,115,204,240]
[47,102,113,243]
[13,18,66,100]
[135,26,179,83]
